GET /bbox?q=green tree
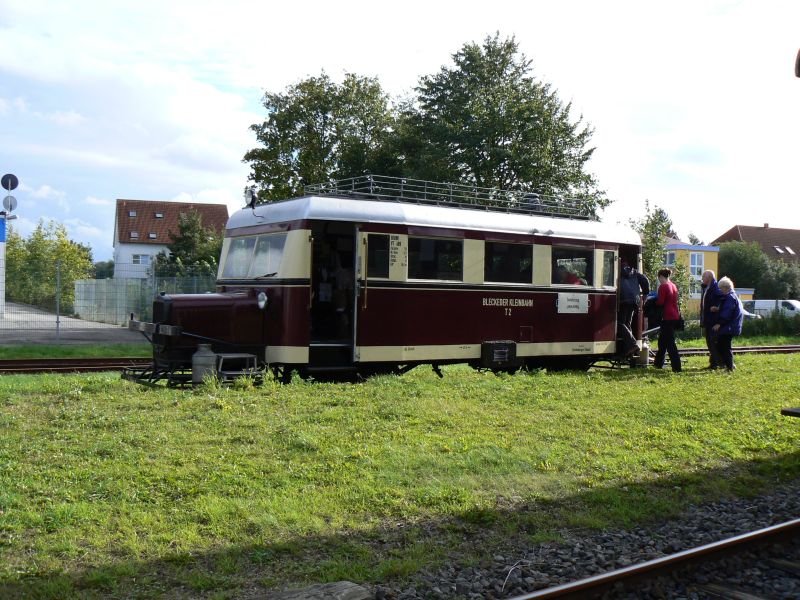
[152,211,223,276]
[5,221,93,313]
[244,72,395,201]
[629,201,673,285]
[244,34,609,215]
[670,257,692,314]
[756,258,800,299]
[407,33,607,214]
[717,241,768,289]
[93,260,114,279]
[687,233,702,245]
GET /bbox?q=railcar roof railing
[304,175,594,220]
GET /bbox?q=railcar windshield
[220,233,287,279]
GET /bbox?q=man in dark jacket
[700,270,723,369]
[618,260,650,357]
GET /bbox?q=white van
[743,299,800,318]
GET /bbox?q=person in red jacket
[653,268,682,372]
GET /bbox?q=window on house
[663,251,676,266]
[148,232,157,239]
[130,231,139,239]
[155,212,164,218]
[690,252,704,278]
[785,246,796,255]
[408,237,463,280]
[552,246,592,285]
[132,254,151,265]
[484,242,532,283]
[366,234,390,278]
[129,210,137,217]
[774,246,785,254]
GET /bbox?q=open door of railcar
[308,222,357,372]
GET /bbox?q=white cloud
[85,196,112,206]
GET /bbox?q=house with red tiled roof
[113,199,229,278]
[711,224,800,264]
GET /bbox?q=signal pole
[1,173,20,318]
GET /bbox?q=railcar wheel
[540,357,593,372]
[271,365,293,384]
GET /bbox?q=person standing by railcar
[711,276,743,371]
[618,260,650,357]
[653,268,682,372]
[700,270,723,369]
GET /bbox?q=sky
[1,0,799,262]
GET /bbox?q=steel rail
[679,344,800,356]
[0,357,151,374]
[509,518,800,600]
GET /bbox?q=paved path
[0,302,146,345]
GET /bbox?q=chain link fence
[0,262,216,345]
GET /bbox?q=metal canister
[192,344,217,384]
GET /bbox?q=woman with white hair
[711,276,744,371]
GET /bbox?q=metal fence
[0,263,216,345]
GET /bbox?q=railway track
[0,345,797,375]
[510,518,800,599]
[0,357,151,374]
[679,344,800,356]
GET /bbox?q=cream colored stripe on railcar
[357,341,616,363]
[266,346,309,364]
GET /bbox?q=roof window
[155,212,164,218]
[785,246,796,255]
[130,232,139,239]
[774,246,784,254]
[148,232,157,239]
[129,210,137,217]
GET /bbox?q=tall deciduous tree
[244,35,609,215]
[407,33,607,213]
[5,221,93,313]
[244,72,394,201]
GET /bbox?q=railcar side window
[601,251,615,287]
[552,247,593,286]
[249,233,287,277]
[222,237,256,278]
[408,237,463,280]
[484,242,532,283]
[367,234,390,278]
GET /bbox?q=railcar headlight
[257,291,268,310]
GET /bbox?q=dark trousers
[716,334,735,371]
[703,326,722,368]
[618,303,638,353]
[654,320,681,372]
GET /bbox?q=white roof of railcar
[226,195,641,246]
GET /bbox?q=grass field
[1,351,799,598]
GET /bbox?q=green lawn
[1,353,799,598]
[0,343,151,360]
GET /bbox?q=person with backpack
[618,260,650,357]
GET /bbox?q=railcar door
[308,222,357,370]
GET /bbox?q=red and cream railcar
[140,177,643,381]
